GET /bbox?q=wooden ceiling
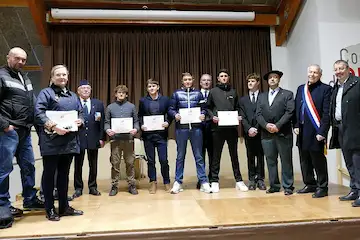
[0,0,304,69]
[44,0,282,13]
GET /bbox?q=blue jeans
[144,138,170,184]
[0,129,37,207]
[175,128,207,184]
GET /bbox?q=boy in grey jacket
[105,85,139,196]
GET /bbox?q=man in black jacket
[330,60,360,207]
[207,69,248,193]
[256,70,295,195]
[0,47,44,219]
[239,73,266,191]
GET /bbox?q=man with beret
[256,70,295,195]
[72,80,105,198]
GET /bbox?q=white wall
[270,0,360,185]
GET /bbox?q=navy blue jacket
[168,87,206,129]
[138,94,172,140]
[35,85,83,156]
[294,81,331,151]
[79,98,105,150]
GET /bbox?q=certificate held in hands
[179,107,201,124]
[218,111,239,126]
[46,110,78,131]
[143,115,165,131]
[111,118,133,133]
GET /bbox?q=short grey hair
[307,64,323,74]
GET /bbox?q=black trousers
[338,124,360,194]
[42,154,72,211]
[244,136,265,182]
[202,124,213,180]
[74,149,99,191]
[299,149,328,190]
[210,128,242,183]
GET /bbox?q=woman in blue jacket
[168,72,211,194]
[35,65,84,221]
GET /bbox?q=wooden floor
[2,178,360,239]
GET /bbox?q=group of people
[0,46,360,227]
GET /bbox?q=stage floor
[2,178,360,239]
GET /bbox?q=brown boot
[164,183,171,193]
[149,181,157,194]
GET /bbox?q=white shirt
[249,90,259,102]
[268,87,280,106]
[80,98,91,113]
[335,77,349,121]
[201,88,210,99]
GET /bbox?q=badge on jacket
[95,112,101,121]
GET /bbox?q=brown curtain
[50,26,272,138]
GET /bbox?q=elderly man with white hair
[294,64,331,198]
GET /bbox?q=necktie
[204,90,208,99]
[83,100,89,116]
[251,93,255,103]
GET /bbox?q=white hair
[307,64,323,74]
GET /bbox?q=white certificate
[218,111,239,126]
[179,107,201,124]
[45,110,78,132]
[111,118,133,133]
[143,115,165,131]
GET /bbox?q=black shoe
[68,195,74,201]
[89,189,101,196]
[284,189,293,196]
[339,191,358,201]
[23,198,45,210]
[109,186,118,196]
[248,181,256,191]
[266,188,280,194]
[9,206,23,218]
[46,208,60,221]
[128,185,138,195]
[257,180,267,190]
[312,189,328,198]
[59,206,83,217]
[351,198,360,207]
[196,181,201,190]
[72,189,82,199]
[297,185,316,194]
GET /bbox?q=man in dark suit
[256,70,295,195]
[239,73,266,191]
[330,60,360,207]
[73,80,105,198]
[294,64,331,198]
[196,73,213,189]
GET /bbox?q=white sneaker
[211,182,220,193]
[200,182,212,194]
[170,181,183,194]
[235,181,249,192]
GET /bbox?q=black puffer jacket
[0,66,36,130]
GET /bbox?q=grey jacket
[105,100,139,141]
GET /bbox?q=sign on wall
[340,43,360,76]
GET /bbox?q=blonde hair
[50,64,69,78]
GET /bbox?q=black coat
[78,98,105,150]
[256,88,295,139]
[239,94,260,138]
[294,81,331,151]
[35,85,83,156]
[329,74,360,150]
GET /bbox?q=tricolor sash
[302,83,327,154]
[302,83,320,130]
